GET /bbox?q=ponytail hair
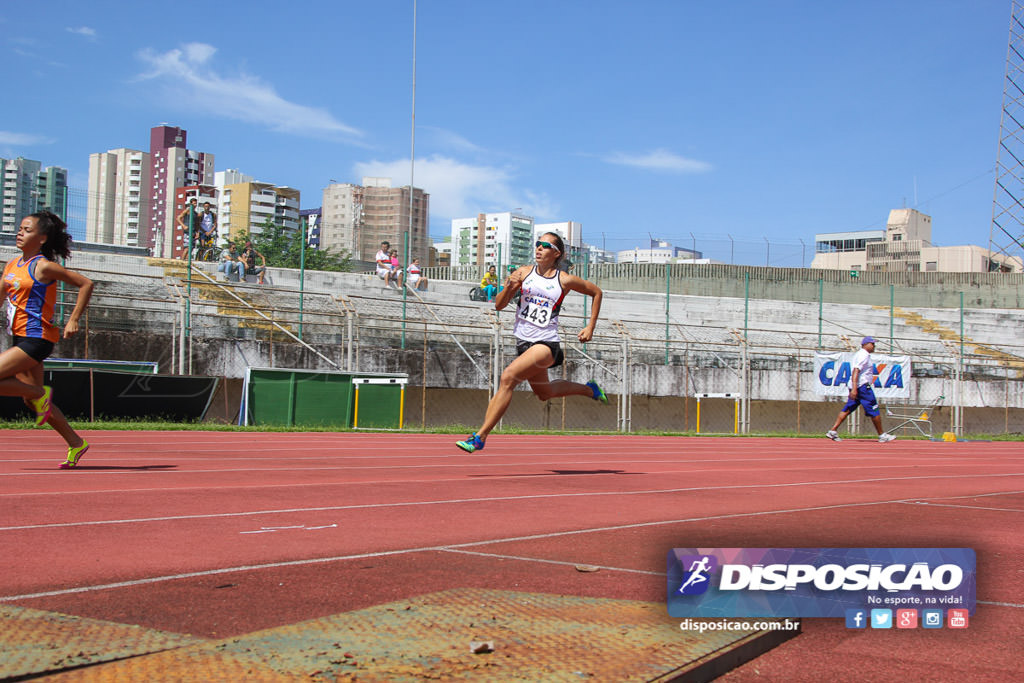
[30,211,73,261]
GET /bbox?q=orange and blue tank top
[3,255,59,343]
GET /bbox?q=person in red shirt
[1,211,94,468]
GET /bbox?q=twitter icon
[870,609,893,629]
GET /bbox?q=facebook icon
[845,608,867,629]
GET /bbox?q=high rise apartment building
[36,166,68,218]
[1,157,42,234]
[149,125,214,257]
[450,212,535,269]
[320,177,429,260]
[219,180,300,239]
[321,182,361,254]
[86,149,150,247]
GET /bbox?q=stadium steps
[149,258,296,337]
[876,305,1024,372]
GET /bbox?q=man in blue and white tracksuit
[826,336,896,443]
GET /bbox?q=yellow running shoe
[30,385,52,426]
[60,440,89,469]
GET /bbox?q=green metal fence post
[744,272,749,340]
[665,262,670,364]
[818,278,823,349]
[890,284,894,350]
[299,217,306,341]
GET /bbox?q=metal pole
[890,284,894,349]
[185,205,195,354]
[744,271,749,340]
[818,278,823,349]
[401,231,409,349]
[403,0,418,351]
[299,217,306,340]
[665,262,670,365]
[959,291,965,435]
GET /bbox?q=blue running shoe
[456,433,485,453]
[585,381,608,404]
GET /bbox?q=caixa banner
[666,548,975,618]
[813,352,911,399]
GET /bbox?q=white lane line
[0,498,907,601]
[978,600,1024,608]
[901,501,1024,513]
[4,462,1022,499]
[3,473,1024,533]
[11,450,1010,466]
[438,548,662,575]
[5,495,1022,604]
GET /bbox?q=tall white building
[450,212,535,269]
[321,182,361,254]
[1,157,42,234]
[86,148,151,247]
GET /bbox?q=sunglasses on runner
[535,240,557,250]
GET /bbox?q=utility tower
[990,2,1024,270]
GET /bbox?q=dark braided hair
[29,211,73,261]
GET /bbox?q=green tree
[228,219,351,272]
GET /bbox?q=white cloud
[353,155,559,222]
[66,26,97,39]
[604,148,712,173]
[0,131,56,146]
[135,43,361,139]
[420,126,486,154]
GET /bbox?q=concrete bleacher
[3,245,1020,366]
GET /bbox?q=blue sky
[0,1,1015,265]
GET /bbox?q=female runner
[1,211,94,468]
[456,232,606,453]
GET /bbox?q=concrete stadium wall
[586,263,1024,309]
[17,330,1019,435]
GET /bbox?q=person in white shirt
[827,336,896,443]
[406,257,428,291]
[375,241,394,286]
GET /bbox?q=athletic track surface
[1,431,1022,681]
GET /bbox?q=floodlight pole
[402,0,418,351]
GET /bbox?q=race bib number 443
[519,300,553,326]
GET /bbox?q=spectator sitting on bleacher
[407,257,428,291]
[241,241,266,285]
[375,241,394,286]
[218,244,245,281]
[389,248,404,289]
[481,265,499,301]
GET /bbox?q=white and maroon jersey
[513,267,566,343]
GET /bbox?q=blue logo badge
[677,554,717,595]
[870,609,893,629]
[845,609,867,628]
[922,609,943,629]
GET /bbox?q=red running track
[1,431,1022,680]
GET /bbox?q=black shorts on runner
[515,339,564,368]
[12,335,55,363]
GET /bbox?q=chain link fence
[3,245,1022,436]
